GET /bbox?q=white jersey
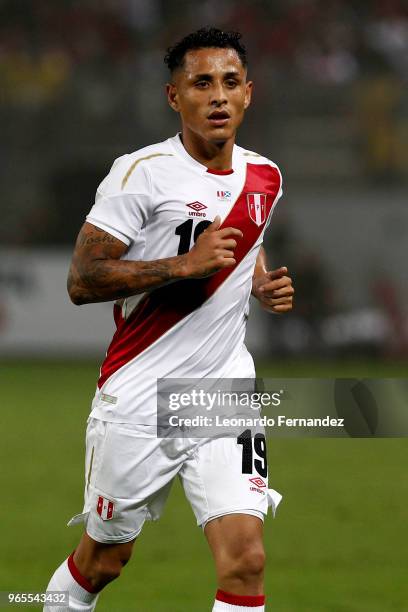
[86,133,283,424]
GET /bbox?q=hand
[183,216,243,278]
[252,266,294,314]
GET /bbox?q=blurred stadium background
[1,1,407,610]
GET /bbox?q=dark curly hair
[164,27,247,74]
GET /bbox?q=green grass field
[1,360,407,611]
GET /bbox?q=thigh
[204,513,264,561]
[179,434,282,528]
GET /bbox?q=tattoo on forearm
[67,223,189,304]
[68,252,187,304]
[71,258,184,303]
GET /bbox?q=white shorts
[68,418,282,544]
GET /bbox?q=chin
[206,127,235,143]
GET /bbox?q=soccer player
[45,27,294,612]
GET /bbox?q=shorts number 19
[237,429,268,478]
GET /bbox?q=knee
[94,558,121,584]
[91,547,132,588]
[223,546,266,584]
[236,547,265,580]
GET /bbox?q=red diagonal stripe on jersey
[98,164,281,388]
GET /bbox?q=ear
[244,80,253,110]
[166,82,180,112]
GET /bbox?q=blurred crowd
[1,0,408,109]
[1,1,407,187]
[1,0,407,179]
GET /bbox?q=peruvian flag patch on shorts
[96,495,114,520]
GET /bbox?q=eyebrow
[192,71,241,80]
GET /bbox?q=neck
[180,127,234,171]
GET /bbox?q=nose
[210,82,227,107]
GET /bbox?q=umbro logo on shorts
[249,477,266,488]
[96,495,114,520]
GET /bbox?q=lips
[208,110,230,119]
[208,110,230,126]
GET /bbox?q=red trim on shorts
[206,167,234,175]
[97,163,281,388]
[68,551,99,593]
[216,589,265,607]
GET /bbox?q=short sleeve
[265,167,283,229]
[86,154,152,246]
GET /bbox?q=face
[166,47,252,145]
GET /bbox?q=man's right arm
[67,218,242,305]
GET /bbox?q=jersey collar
[169,133,236,175]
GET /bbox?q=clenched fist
[252,266,294,314]
[183,215,243,278]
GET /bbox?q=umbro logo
[187,201,206,211]
[186,201,207,217]
[249,477,266,488]
[249,477,267,495]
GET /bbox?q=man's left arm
[251,246,294,314]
